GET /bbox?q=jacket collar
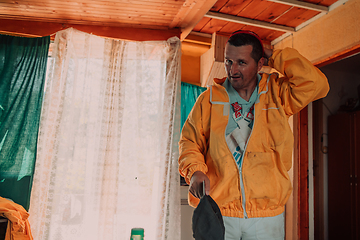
[211,73,272,104]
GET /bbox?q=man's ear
[257,57,265,72]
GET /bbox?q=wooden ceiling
[196,0,340,44]
[0,0,344,44]
[0,0,185,29]
[193,0,337,42]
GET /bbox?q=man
[178,30,329,239]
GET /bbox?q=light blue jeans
[223,213,284,240]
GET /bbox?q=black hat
[192,195,225,240]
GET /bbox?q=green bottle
[130,228,144,240]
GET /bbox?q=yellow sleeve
[0,197,33,240]
[269,47,330,115]
[178,92,209,184]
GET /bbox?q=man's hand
[189,171,210,199]
[264,48,273,59]
[263,48,273,66]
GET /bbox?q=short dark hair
[227,31,264,63]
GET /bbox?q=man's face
[224,43,263,92]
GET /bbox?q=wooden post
[298,106,309,240]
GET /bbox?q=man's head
[224,30,265,94]
[227,30,264,63]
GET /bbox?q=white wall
[181,186,195,240]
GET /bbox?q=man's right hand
[189,171,210,199]
[262,47,273,66]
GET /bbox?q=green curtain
[181,82,206,128]
[0,34,49,210]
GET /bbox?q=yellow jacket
[0,197,33,240]
[179,48,329,218]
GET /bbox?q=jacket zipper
[215,74,270,219]
[240,74,271,218]
[235,75,271,219]
[239,136,250,218]
[218,86,250,219]
[239,103,258,219]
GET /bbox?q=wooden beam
[172,0,218,40]
[289,115,299,240]
[313,99,325,240]
[0,19,180,41]
[298,106,309,240]
[267,0,328,12]
[205,12,296,33]
[170,0,198,28]
[0,19,63,38]
[315,44,360,68]
[182,33,212,46]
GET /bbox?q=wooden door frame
[287,107,310,240]
[296,106,310,240]
[312,99,325,240]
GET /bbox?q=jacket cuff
[186,164,208,184]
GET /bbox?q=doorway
[314,51,360,240]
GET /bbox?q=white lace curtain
[29,28,181,240]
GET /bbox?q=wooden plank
[0,19,180,41]
[200,45,215,86]
[296,0,332,4]
[178,0,219,40]
[303,0,323,4]
[218,0,254,15]
[205,11,295,32]
[210,0,231,11]
[314,44,360,68]
[192,17,211,32]
[289,114,300,240]
[0,11,175,27]
[0,16,173,29]
[267,0,328,12]
[0,7,168,17]
[255,2,292,23]
[240,25,277,44]
[272,7,317,27]
[0,0,183,25]
[262,29,284,42]
[238,0,274,19]
[298,107,309,240]
[198,21,284,43]
[170,0,201,28]
[183,34,212,46]
[318,0,339,6]
[214,34,228,62]
[217,22,246,35]
[312,99,325,240]
[243,26,275,38]
[0,15,173,30]
[0,6,177,21]
[73,24,181,40]
[0,0,184,9]
[199,18,228,35]
[286,9,319,27]
[4,0,185,7]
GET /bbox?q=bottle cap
[131,228,144,236]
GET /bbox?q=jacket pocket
[243,152,281,209]
[261,103,285,147]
